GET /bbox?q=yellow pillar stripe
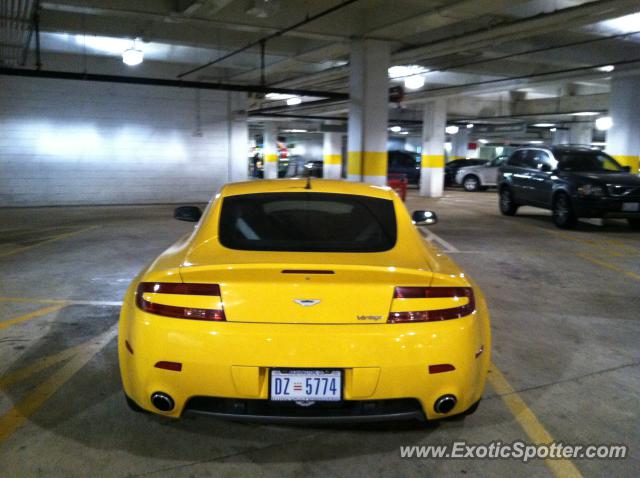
[421,154,445,168]
[0,226,98,259]
[488,363,583,478]
[613,155,639,174]
[0,324,118,445]
[264,153,279,163]
[347,151,387,177]
[323,154,342,165]
[0,304,67,330]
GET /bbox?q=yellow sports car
[118,179,491,422]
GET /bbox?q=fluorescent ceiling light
[388,65,429,79]
[399,131,409,135]
[597,65,615,73]
[478,139,489,144]
[595,116,613,131]
[286,97,302,106]
[570,111,599,116]
[445,125,459,135]
[529,140,544,144]
[590,142,607,146]
[389,126,402,133]
[533,123,555,127]
[600,12,640,33]
[550,128,557,132]
[404,75,425,90]
[122,47,143,66]
[266,93,295,100]
[283,129,307,133]
[466,123,474,129]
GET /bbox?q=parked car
[445,159,489,186]
[119,179,491,421]
[455,155,509,191]
[498,145,640,229]
[388,150,421,185]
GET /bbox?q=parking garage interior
[1,1,639,476]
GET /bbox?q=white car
[455,155,509,191]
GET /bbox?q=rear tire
[464,399,481,416]
[125,395,146,413]
[499,187,518,216]
[463,175,480,192]
[552,193,577,229]
[628,218,640,230]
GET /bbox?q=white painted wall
[0,76,248,207]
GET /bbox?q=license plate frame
[622,202,640,212]
[269,369,343,402]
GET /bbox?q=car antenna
[304,175,312,190]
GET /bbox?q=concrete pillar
[420,99,446,197]
[552,128,570,145]
[263,122,278,179]
[607,73,640,173]
[451,128,469,160]
[347,39,390,185]
[323,123,342,179]
[228,92,249,182]
[569,123,592,145]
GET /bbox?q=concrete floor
[0,190,638,477]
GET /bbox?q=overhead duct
[0,0,36,66]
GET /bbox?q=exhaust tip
[151,392,174,412]
[434,394,457,414]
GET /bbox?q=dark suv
[498,146,640,229]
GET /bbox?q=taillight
[136,282,225,321]
[388,287,475,323]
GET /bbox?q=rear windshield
[219,192,397,252]
[555,151,623,172]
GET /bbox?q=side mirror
[174,206,202,222]
[412,210,438,226]
[622,165,631,173]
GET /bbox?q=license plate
[622,202,640,212]
[270,369,341,402]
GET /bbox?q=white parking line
[419,228,461,253]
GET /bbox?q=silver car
[455,155,509,191]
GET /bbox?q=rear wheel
[463,175,480,192]
[628,218,640,230]
[499,187,518,216]
[125,395,146,413]
[552,193,577,229]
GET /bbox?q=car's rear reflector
[155,361,183,372]
[136,282,225,321]
[388,287,475,323]
[428,364,456,374]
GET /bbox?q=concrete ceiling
[2,0,640,126]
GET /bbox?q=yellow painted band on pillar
[323,154,342,165]
[422,154,445,168]
[264,154,279,163]
[362,151,387,177]
[348,152,388,177]
[450,156,465,160]
[613,155,639,174]
[347,151,362,176]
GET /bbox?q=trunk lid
[179,264,433,324]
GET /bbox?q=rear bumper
[118,295,491,422]
[182,397,425,423]
[573,196,640,218]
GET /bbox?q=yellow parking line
[0,345,81,389]
[0,304,67,330]
[0,324,117,445]
[489,364,582,478]
[0,226,98,259]
[576,252,640,282]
